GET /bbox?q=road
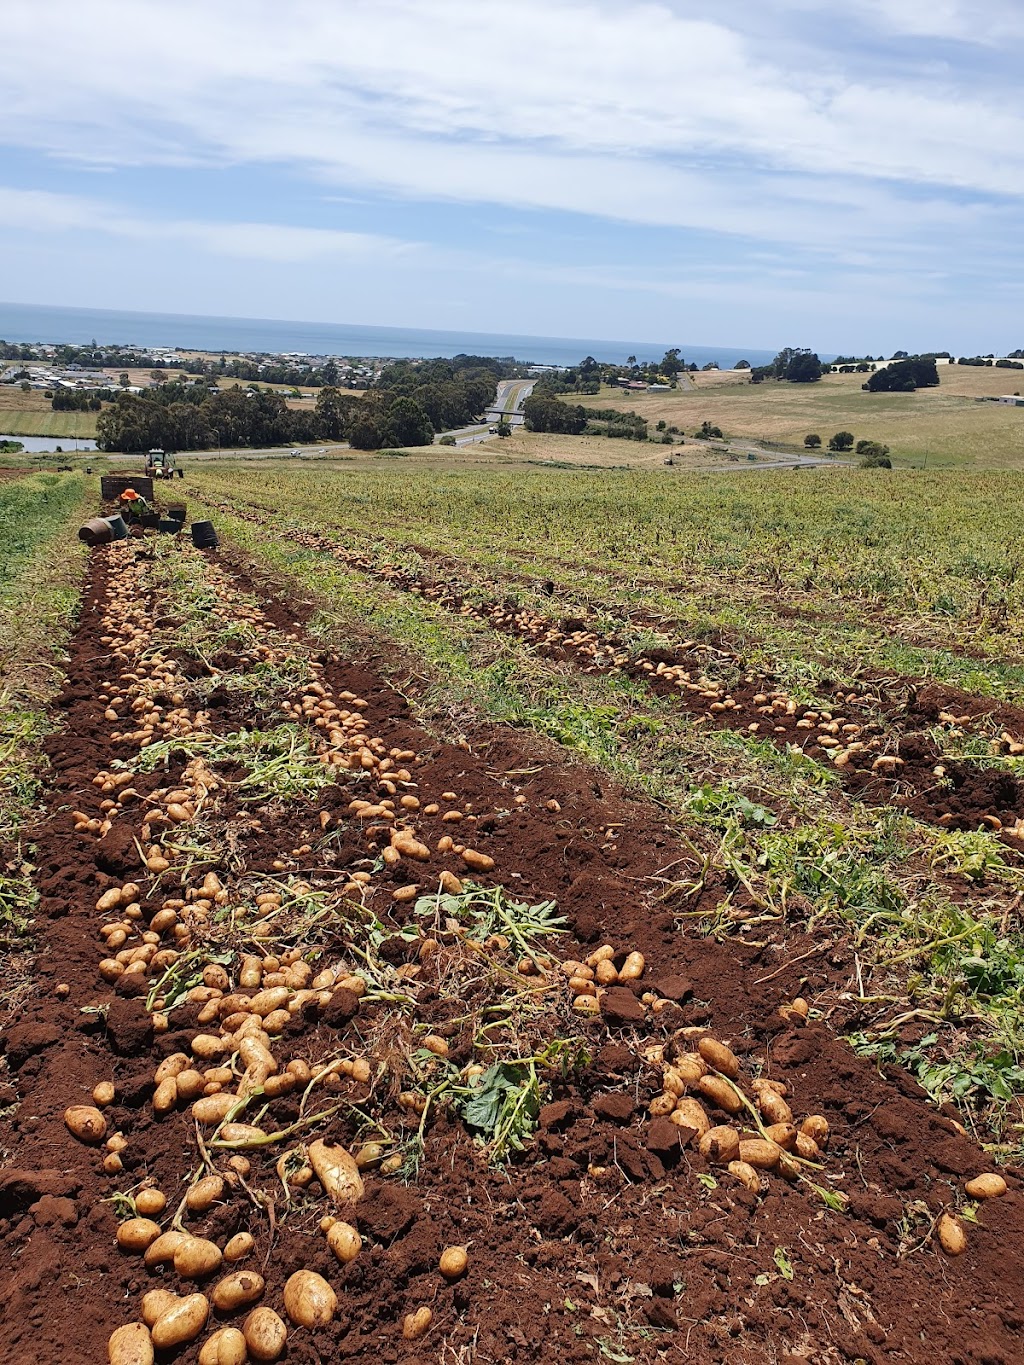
[483,379,534,425]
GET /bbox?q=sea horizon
[0,300,779,370]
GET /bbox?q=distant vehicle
[145,448,184,479]
[488,425,497,434]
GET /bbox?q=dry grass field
[574,367,1024,467]
[0,386,99,438]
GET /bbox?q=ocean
[0,301,777,370]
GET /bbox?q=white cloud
[1,0,1022,217]
[0,187,414,263]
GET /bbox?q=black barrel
[166,502,187,522]
[191,520,218,549]
[159,518,182,534]
[141,511,160,529]
[78,517,113,546]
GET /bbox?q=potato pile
[560,944,646,1015]
[642,1033,836,1198]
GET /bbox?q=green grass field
[572,368,1024,468]
[0,387,99,438]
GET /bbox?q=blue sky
[0,0,1021,354]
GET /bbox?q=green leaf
[773,1247,794,1281]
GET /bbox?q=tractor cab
[145,448,183,479]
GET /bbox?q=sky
[0,0,1021,355]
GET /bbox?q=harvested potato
[671,1097,711,1139]
[699,1126,740,1165]
[308,1138,364,1205]
[671,1054,706,1086]
[93,1081,116,1107]
[697,1074,743,1115]
[151,1293,210,1349]
[192,1094,238,1125]
[244,1307,288,1361]
[108,1321,154,1365]
[186,1175,226,1213]
[116,1218,164,1254]
[144,1229,189,1268]
[800,1115,829,1147]
[402,1306,433,1340]
[757,1091,793,1125]
[141,1289,180,1328]
[212,1270,265,1312]
[618,951,645,981]
[64,1105,107,1144]
[697,1037,740,1079]
[938,1212,966,1256]
[199,1327,248,1365]
[727,1159,761,1194]
[763,1122,797,1150]
[134,1188,166,1218]
[174,1236,223,1279]
[223,1231,255,1263]
[965,1173,1007,1200]
[439,1246,469,1279]
[327,1220,362,1265]
[738,1139,783,1170]
[283,1270,337,1328]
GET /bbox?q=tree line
[94,355,502,452]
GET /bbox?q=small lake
[0,433,98,452]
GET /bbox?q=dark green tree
[828,431,855,452]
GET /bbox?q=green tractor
[145,448,184,479]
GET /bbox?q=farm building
[997,394,1024,406]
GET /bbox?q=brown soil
[3,539,1024,1365]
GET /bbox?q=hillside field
[573,366,1024,467]
[3,457,1024,1364]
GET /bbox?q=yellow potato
[737,1139,783,1170]
[116,1218,163,1254]
[173,1235,223,1279]
[141,1290,180,1328]
[151,1293,210,1349]
[671,1097,711,1139]
[192,1093,238,1125]
[93,1081,116,1107]
[223,1231,255,1263]
[697,1037,740,1079]
[186,1175,226,1213]
[439,1245,468,1279]
[698,1126,740,1165]
[938,1212,966,1256]
[618,950,645,981]
[144,1229,189,1268]
[327,1220,362,1264]
[308,1138,365,1205]
[212,1270,266,1312]
[64,1105,107,1144]
[199,1327,248,1365]
[402,1306,433,1341]
[965,1173,1007,1200]
[794,1132,820,1161]
[134,1188,166,1218]
[243,1306,288,1361]
[763,1122,798,1150]
[671,1054,706,1085]
[727,1159,761,1194]
[283,1270,337,1327]
[107,1321,154,1365]
[800,1115,829,1147]
[757,1091,794,1125]
[696,1074,743,1115]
